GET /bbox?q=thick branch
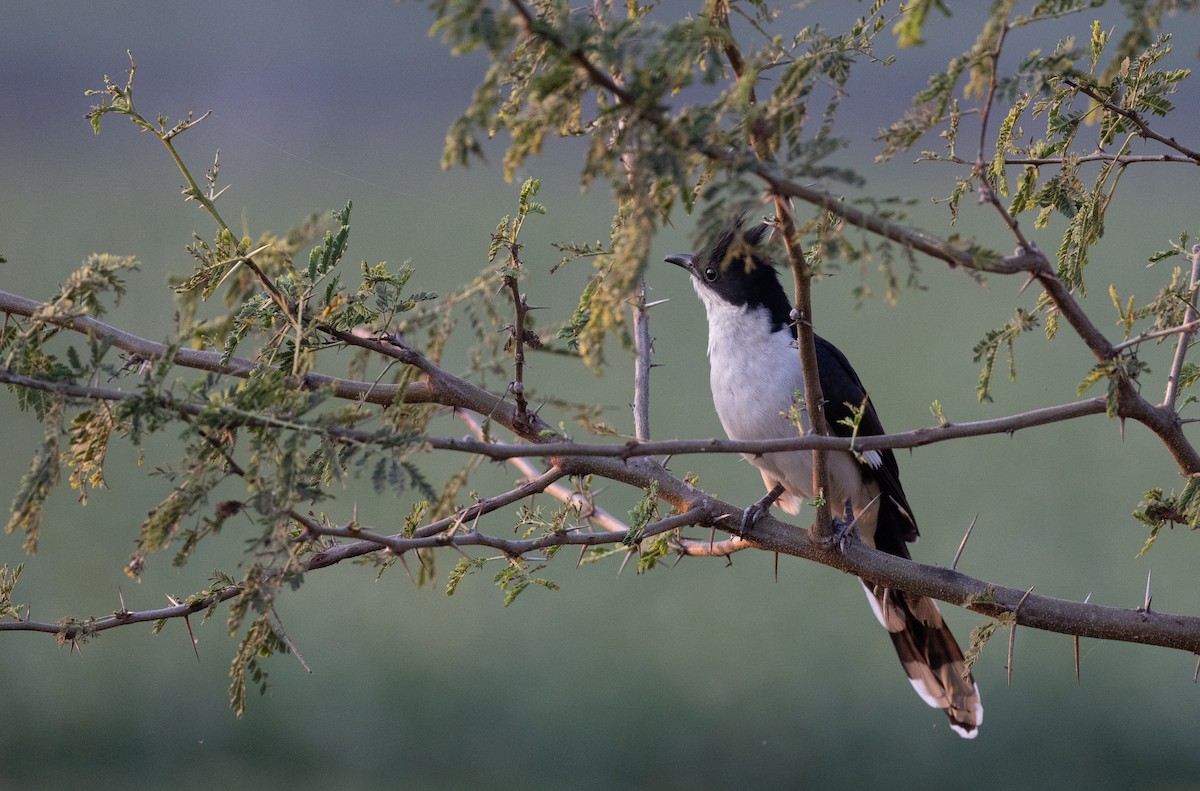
[3,376,1198,659]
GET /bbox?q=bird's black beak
[664,253,695,273]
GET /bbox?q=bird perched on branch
[665,215,983,738]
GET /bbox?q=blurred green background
[4,2,1200,788]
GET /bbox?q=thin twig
[503,272,531,422]
[1061,76,1200,164]
[1162,245,1200,410]
[1005,152,1198,166]
[1112,318,1200,352]
[454,411,629,533]
[0,366,1112,460]
[631,280,653,441]
[709,0,832,540]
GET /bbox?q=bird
[665,214,983,738]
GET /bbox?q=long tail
[861,581,983,738]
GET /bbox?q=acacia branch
[0,289,433,406]
[935,152,1199,167]
[11,454,1200,660]
[1061,76,1200,164]
[0,584,244,637]
[0,310,1193,657]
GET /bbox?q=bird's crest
[706,214,774,275]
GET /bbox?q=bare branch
[0,365,1112,461]
[13,470,1200,659]
[1112,318,1200,352]
[503,272,531,423]
[455,410,629,534]
[1004,153,1198,166]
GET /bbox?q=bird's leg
[741,483,785,535]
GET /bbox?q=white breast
[697,287,867,515]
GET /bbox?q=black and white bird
[665,215,983,738]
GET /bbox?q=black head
[665,214,794,333]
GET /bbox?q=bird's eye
[703,266,718,282]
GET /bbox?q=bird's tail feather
[861,581,983,738]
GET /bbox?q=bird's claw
[740,484,786,537]
[812,503,861,552]
[830,514,859,553]
[739,502,767,536]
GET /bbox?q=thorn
[1078,591,1093,683]
[642,298,672,309]
[1008,584,1036,688]
[1018,271,1037,293]
[617,546,636,576]
[1194,654,1200,684]
[270,604,312,673]
[449,542,474,561]
[576,543,588,570]
[708,526,716,552]
[773,551,779,583]
[166,594,200,662]
[117,586,128,616]
[949,514,979,571]
[1143,568,1153,612]
[396,552,417,585]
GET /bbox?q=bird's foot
[739,483,786,536]
[812,501,861,552]
[829,514,860,553]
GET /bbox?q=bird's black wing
[813,334,918,554]
[815,334,980,737]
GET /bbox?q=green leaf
[6,397,64,553]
